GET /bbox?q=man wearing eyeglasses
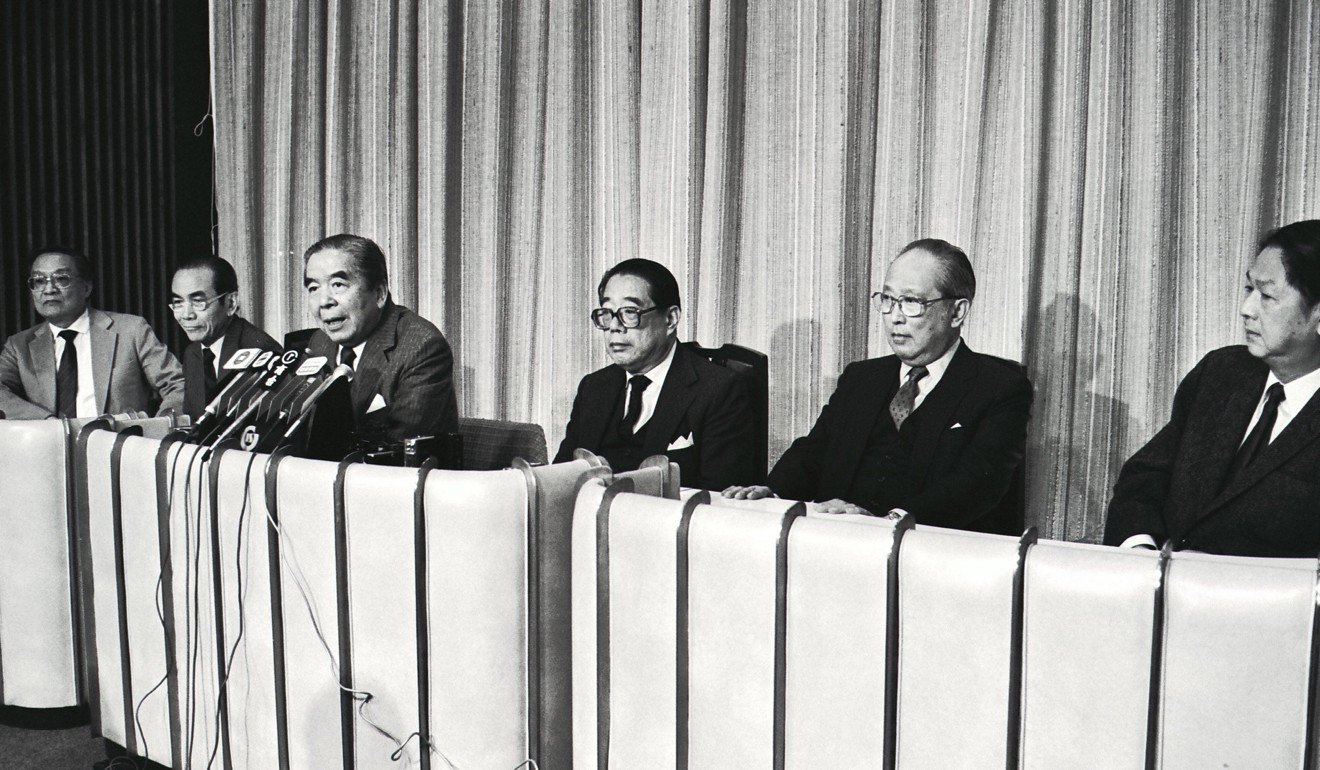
[0,246,184,419]
[723,238,1033,535]
[554,258,756,490]
[170,255,281,421]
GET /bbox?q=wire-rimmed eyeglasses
[871,292,964,318]
[168,292,233,314]
[28,273,77,292]
[591,305,660,330]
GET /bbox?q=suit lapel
[352,305,397,416]
[29,325,56,409]
[89,309,116,414]
[1206,375,1320,514]
[642,345,697,453]
[581,366,627,449]
[216,318,247,385]
[822,357,899,495]
[906,342,976,486]
[1174,364,1266,526]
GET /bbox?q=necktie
[619,374,652,435]
[340,346,357,370]
[1226,382,1286,486]
[202,348,219,402]
[889,366,928,430]
[55,329,79,418]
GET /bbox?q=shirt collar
[1264,365,1320,413]
[48,309,91,337]
[628,337,678,388]
[899,337,960,383]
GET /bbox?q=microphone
[280,363,354,442]
[203,350,307,450]
[190,348,276,441]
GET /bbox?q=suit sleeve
[1103,356,1206,546]
[553,380,588,464]
[387,330,458,439]
[134,321,185,417]
[900,370,1033,525]
[0,335,52,419]
[693,372,756,489]
[767,364,861,500]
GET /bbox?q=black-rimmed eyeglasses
[28,273,77,292]
[168,292,233,314]
[871,292,964,318]
[591,306,660,330]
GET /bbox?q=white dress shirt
[624,339,678,431]
[49,311,96,418]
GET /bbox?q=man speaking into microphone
[301,233,459,441]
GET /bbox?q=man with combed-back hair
[724,238,1034,535]
[0,246,184,419]
[302,233,458,441]
[555,258,756,491]
[170,255,281,421]
[1106,219,1320,557]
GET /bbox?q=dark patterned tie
[619,374,651,435]
[55,329,79,418]
[889,366,928,430]
[1225,382,1285,487]
[202,347,219,402]
[340,346,357,371]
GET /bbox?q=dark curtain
[0,0,213,354]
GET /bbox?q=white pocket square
[367,393,387,414]
[667,433,695,450]
[950,422,963,429]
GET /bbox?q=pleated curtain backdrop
[208,0,1320,542]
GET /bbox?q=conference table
[1,417,1317,768]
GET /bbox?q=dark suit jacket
[554,342,756,490]
[181,316,282,421]
[0,307,184,419]
[1105,346,1320,557]
[767,342,1032,533]
[307,301,459,441]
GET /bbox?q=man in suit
[0,246,184,419]
[554,258,756,491]
[303,233,458,442]
[724,238,1032,534]
[170,255,282,421]
[1105,220,1320,557]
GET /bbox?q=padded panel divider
[1159,552,1318,767]
[685,501,803,768]
[0,419,77,707]
[423,467,536,767]
[570,479,609,770]
[213,447,281,770]
[894,527,1022,766]
[597,491,695,767]
[115,433,178,767]
[1019,540,1162,768]
[518,457,597,770]
[74,419,113,731]
[782,513,906,768]
[341,462,428,767]
[272,455,346,770]
[83,428,127,743]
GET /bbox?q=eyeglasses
[168,292,233,314]
[871,292,964,318]
[591,306,661,330]
[28,273,77,292]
